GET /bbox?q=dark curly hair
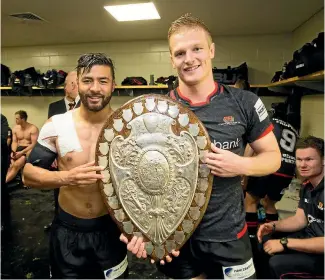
[76,53,115,80]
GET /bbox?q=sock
[246,212,258,236]
[266,213,279,222]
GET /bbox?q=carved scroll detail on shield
[96,94,213,261]
[110,113,198,245]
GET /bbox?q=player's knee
[15,157,26,169]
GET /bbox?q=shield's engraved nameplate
[96,94,213,260]
[145,242,154,255]
[189,123,200,137]
[199,164,210,178]
[104,128,114,142]
[114,209,126,222]
[99,142,109,155]
[174,231,185,244]
[199,150,208,162]
[133,102,144,115]
[168,105,179,119]
[122,109,133,122]
[145,98,156,111]
[182,220,194,233]
[197,178,209,192]
[189,207,200,220]
[194,193,206,207]
[178,113,189,127]
[196,136,208,149]
[103,183,114,197]
[98,156,108,168]
[101,170,110,183]
[166,240,176,253]
[155,246,165,259]
[123,221,134,234]
[113,119,124,132]
[157,100,168,113]
[108,196,119,209]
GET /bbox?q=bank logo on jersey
[213,138,240,150]
[254,98,268,122]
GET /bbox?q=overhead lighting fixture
[104,2,160,22]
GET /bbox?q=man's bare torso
[14,123,36,154]
[55,110,109,219]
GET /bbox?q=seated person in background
[258,135,324,279]
[6,110,39,184]
[244,103,298,236]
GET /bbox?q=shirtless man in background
[23,53,127,279]
[6,110,38,183]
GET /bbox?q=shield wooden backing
[95,94,213,260]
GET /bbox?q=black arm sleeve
[27,142,57,170]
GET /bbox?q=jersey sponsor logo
[223,258,255,279]
[213,138,240,150]
[104,255,128,279]
[318,202,324,211]
[254,98,268,122]
[307,214,324,224]
[304,198,309,203]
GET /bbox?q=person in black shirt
[257,135,324,278]
[122,13,281,279]
[245,103,298,235]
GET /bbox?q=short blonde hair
[168,13,212,44]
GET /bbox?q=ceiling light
[104,2,160,22]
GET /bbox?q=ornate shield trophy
[96,94,213,260]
